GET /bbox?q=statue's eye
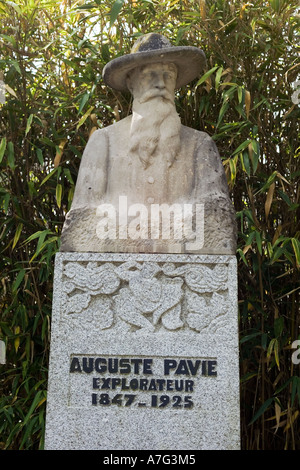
[164,71,176,81]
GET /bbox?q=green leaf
[291,376,300,406]
[12,222,23,249]
[6,1,22,15]
[175,26,189,45]
[36,148,43,165]
[216,99,230,128]
[249,397,274,425]
[63,168,74,185]
[232,139,252,157]
[240,331,261,344]
[196,66,218,87]
[0,322,13,337]
[270,246,285,264]
[2,192,10,214]
[0,137,6,163]
[278,189,292,206]
[12,269,26,292]
[7,142,15,169]
[250,139,259,174]
[10,58,21,75]
[237,248,248,266]
[274,317,284,338]
[40,168,58,186]
[255,231,262,255]
[25,114,34,136]
[78,92,90,114]
[267,338,280,369]
[35,230,50,255]
[215,67,223,90]
[229,155,238,184]
[270,0,281,12]
[261,333,268,350]
[240,151,251,176]
[237,86,243,104]
[274,377,293,395]
[0,33,16,47]
[240,372,258,383]
[291,238,300,268]
[101,43,110,62]
[245,231,256,246]
[23,230,45,244]
[56,183,62,208]
[110,0,124,26]
[76,106,94,130]
[23,390,44,426]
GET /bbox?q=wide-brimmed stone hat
[102,33,206,92]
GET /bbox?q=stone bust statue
[60,33,237,254]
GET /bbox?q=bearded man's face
[126,63,177,105]
[126,62,181,169]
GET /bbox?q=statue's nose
[153,74,165,89]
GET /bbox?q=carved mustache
[138,89,174,104]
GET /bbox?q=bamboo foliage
[0,0,299,449]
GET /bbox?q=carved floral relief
[61,260,229,333]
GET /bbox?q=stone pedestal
[45,252,240,450]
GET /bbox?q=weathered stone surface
[60,34,237,254]
[61,124,236,254]
[102,33,206,92]
[44,252,240,450]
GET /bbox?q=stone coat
[61,116,236,254]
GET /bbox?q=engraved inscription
[68,355,218,409]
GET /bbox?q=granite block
[45,252,240,450]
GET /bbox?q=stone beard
[129,96,181,169]
[126,62,181,169]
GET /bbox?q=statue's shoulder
[87,115,132,142]
[181,125,217,151]
[103,115,132,134]
[181,124,213,142]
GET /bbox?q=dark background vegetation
[0,0,299,450]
